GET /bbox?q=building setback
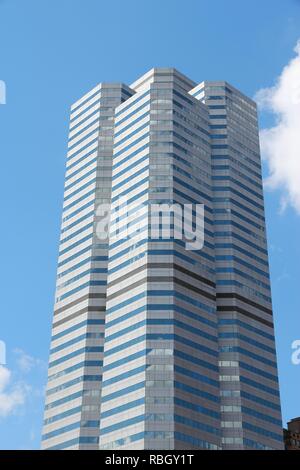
[42,68,283,450]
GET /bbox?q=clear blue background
[0,0,299,449]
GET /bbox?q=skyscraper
[42,68,283,450]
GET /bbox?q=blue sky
[0,0,299,449]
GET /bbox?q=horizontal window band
[65,155,97,180]
[216,292,272,315]
[105,302,216,331]
[171,276,215,301]
[55,280,106,303]
[57,263,102,283]
[218,318,274,341]
[50,332,104,355]
[102,365,145,388]
[49,346,103,368]
[51,318,104,340]
[70,89,101,114]
[68,114,101,142]
[57,255,107,279]
[216,280,271,303]
[219,331,275,355]
[112,153,149,181]
[173,263,215,288]
[174,431,219,450]
[46,436,99,449]
[213,186,264,211]
[43,405,82,425]
[114,121,150,149]
[42,421,81,441]
[105,317,217,345]
[53,293,106,316]
[46,373,101,397]
[58,234,93,256]
[239,360,278,382]
[114,111,149,138]
[100,397,145,420]
[107,275,215,304]
[240,374,278,395]
[215,243,268,266]
[115,90,150,118]
[217,306,273,328]
[60,211,96,235]
[115,100,150,127]
[108,262,215,290]
[59,223,94,246]
[240,390,281,411]
[212,196,264,222]
[219,345,276,368]
[70,89,101,117]
[68,127,100,152]
[47,360,102,383]
[67,138,99,162]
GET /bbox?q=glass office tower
[42,69,283,450]
[190,81,283,450]
[42,83,134,450]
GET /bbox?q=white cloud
[0,366,10,391]
[0,349,45,419]
[13,348,46,373]
[255,40,300,214]
[0,365,28,418]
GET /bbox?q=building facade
[284,418,300,450]
[42,69,283,450]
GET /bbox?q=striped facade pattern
[190,81,283,449]
[42,83,134,450]
[42,69,283,450]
